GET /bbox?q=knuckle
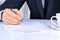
[4,8,10,12]
[15,9,18,10]
[16,20,19,23]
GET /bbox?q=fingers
[12,9,21,20]
[3,12,19,23]
[2,8,21,25]
[12,9,20,15]
[4,9,20,20]
[2,12,20,25]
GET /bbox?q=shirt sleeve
[0,0,6,6]
[0,10,3,22]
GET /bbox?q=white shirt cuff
[0,10,3,20]
[0,0,6,5]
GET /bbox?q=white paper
[1,20,60,40]
[3,20,49,34]
[0,26,2,31]
[14,33,59,40]
[8,30,60,40]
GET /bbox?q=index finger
[12,9,20,15]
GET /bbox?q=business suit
[0,0,60,19]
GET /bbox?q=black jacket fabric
[0,0,60,19]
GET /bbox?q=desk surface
[0,19,60,40]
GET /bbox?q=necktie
[44,0,48,18]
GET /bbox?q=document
[2,20,49,34]
[1,20,60,40]
[12,33,59,40]
[0,26,2,31]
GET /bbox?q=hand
[2,8,21,25]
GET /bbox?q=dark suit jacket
[0,0,60,19]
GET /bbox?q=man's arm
[0,0,26,23]
[1,0,26,24]
[0,0,6,22]
[0,0,26,10]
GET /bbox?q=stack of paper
[2,20,49,34]
[2,20,60,40]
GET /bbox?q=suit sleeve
[0,0,26,10]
